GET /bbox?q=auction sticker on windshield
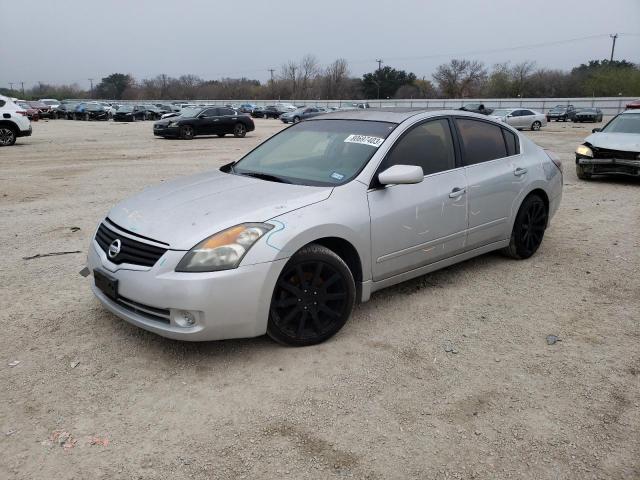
[344,134,385,147]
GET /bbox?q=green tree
[95,73,134,99]
[361,66,417,99]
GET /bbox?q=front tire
[180,125,194,140]
[233,123,247,138]
[502,194,548,260]
[531,121,541,131]
[293,116,301,123]
[576,164,592,180]
[267,244,356,346]
[0,126,17,146]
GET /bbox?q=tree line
[3,57,639,101]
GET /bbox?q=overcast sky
[2,0,639,89]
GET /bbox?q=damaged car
[87,109,562,346]
[575,109,640,179]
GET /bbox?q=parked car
[459,103,494,115]
[489,108,547,131]
[88,109,562,346]
[625,99,640,110]
[153,106,255,139]
[55,102,80,120]
[546,105,576,122]
[113,105,147,122]
[340,102,371,110]
[39,98,60,110]
[572,108,603,123]
[141,105,164,120]
[256,105,285,119]
[75,103,109,121]
[280,106,326,123]
[0,95,32,146]
[239,104,258,114]
[575,109,640,179]
[16,101,40,121]
[251,106,265,118]
[275,102,297,112]
[28,101,54,119]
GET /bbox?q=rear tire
[576,164,592,180]
[233,123,247,138]
[267,244,356,347]
[531,121,541,131]
[502,194,548,260]
[0,126,17,146]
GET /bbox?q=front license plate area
[94,270,118,300]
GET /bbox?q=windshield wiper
[238,171,291,184]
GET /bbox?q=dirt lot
[1,116,638,480]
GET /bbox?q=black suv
[153,106,255,139]
[459,103,494,115]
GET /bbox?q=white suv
[0,95,32,146]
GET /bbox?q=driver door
[196,108,220,135]
[368,118,468,281]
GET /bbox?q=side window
[511,110,523,117]
[382,119,456,176]
[202,108,218,117]
[502,129,519,156]
[219,108,235,116]
[521,110,534,116]
[456,118,508,165]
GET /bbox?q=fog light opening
[174,310,197,328]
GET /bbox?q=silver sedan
[87,110,563,346]
[489,108,547,131]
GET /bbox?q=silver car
[87,110,563,346]
[489,108,547,131]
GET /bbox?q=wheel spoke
[295,265,307,289]
[283,306,301,325]
[319,304,340,318]
[275,297,298,308]
[296,311,308,337]
[322,273,341,291]
[277,280,303,298]
[310,310,323,333]
[311,263,324,287]
[323,292,347,301]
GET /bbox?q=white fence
[91,97,637,116]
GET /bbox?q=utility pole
[88,78,94,97]
[609,33,618,62]
[268,69,275,83]
[9,82,14,91]
[20,82,24,97]
[376,59,383,71]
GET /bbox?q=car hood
[107,170,333,249]
[585,132,640,152]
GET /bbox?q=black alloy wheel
[0,126,17,146]
[233,123,247,138]
[267,244,355,346]
[180,125,195,140]
[502,194,548,259]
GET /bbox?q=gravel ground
[1,117,638,479]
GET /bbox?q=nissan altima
[87,110,563,346]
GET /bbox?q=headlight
[176,223,273,272]
[575,145,593,157]
[168,121,178,127]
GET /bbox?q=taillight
[545,149,563,173]
[15,110,27,116]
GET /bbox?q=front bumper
[153,125,180,137]
[87,240,286,341]
[576,156,640,177]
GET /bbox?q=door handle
[213,119,220,122]
[449,187,466,198]
[514,167,528,176]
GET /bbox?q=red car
[16,101,39,121]
[28,101,54,119]
[626,99,640,110]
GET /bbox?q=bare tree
[433,59,487,98]
[322,58,350,99]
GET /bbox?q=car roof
[621,109,640,115]
[307,108,488,124]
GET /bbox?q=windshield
[87,104,103,111]
[177,107,202,118]
[491,109,512,117]
[602,113,640,134]
[579,109,597,113]
[118,106,133,112]
[233,119,396,186]
[42,100,57,105]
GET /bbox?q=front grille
[115,295,170,324]
[95,222,167,267]
[592,147,638,161]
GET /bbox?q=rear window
[456,118,508,165]
[502,129,519,156]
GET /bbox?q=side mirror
[506,114,513,118]
[378,165,424,185]
[592,128,602,133]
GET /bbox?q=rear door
[218,107,239,134]
[368,118,468,281]
[454,117,525,248]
